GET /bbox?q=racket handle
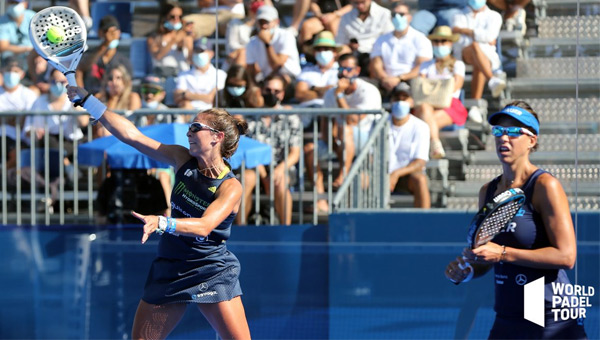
[65,72,81,102]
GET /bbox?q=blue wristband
[166,217,176,234]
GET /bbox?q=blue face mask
[108,39,120,49]
[392,13,408,32]
[7,3,25,19]
[164,21,182,31]
[192,52,210,68]
[3,71,20,89]
[391,101,411,119]
[227,86,246,97]
[433,45,452,58]
[468,0,486,10]
[49,82,67,97]
[315,50,334,66]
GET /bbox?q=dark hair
[157,2,182,34]
[223,64,255,105]
[202,108,248,158]
[504,100,540,152]
[338,53,358,66]
[262,73,287,89]
[391,1,408,11]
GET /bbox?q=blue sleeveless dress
[483,169,586,339]
[142,158,242,305]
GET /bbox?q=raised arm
[67,86,190,168]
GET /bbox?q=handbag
[410,77,455,109]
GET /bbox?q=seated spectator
[0,58,38,127]
[388,83,431,208]
[370,1,433,97]
[237,74,302,225]
[245,5,301,86]
[413,26,467,159]
[335,0,394,74]
[147,2,194,78]
[184,0,246,40]
[487,0,529,34]
[139,75,171,126]
[297,0,352,47]
[26,52,50,95]
[219,64,263,108]
[76,15,133,95]
[321,53,381,188]
[452,0,505,99]
[94,65,141,138]
[174,38,226,115]
[295,30,341,110]
[225,0,265,67]
[22,69,89,187]
[411,0,467,35]
[0,0,34,69]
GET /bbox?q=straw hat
[307,31,343,54]
[427,25,460,42]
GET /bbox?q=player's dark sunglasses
[189,122,220,133]
[491,126,535,137]
[141,87,162,95]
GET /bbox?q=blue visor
[487,105,539,135]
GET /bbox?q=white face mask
[143,100,160,109]
[192,52,210,68]
[315,50,334,66]
[391,100,411,119]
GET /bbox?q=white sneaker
[505,8,526,36]
[468,106,483,124]
[430,139,446,159]
[488,76,506,98]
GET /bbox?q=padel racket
[29,6,87,101]
[453,188,525,284]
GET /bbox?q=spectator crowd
[0,0,524,220]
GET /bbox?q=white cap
[256,5,278,22]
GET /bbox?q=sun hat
[427,25,459,42]
[307,30,343,54]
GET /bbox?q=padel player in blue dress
[67,86,251,339]
[445,101,586,339]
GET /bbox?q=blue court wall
[0,211,597,339]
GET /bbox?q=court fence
[0,107,389,226]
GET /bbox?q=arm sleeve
[176,74,188,91]
[417,35,433,59]
[370,36,383,58]
[354,83,382,110]
[453,60,466,77]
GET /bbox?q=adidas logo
[184,169,193,177]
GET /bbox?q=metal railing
[1,108,389,225]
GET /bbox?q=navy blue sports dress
[481,169,586,339]
[142,158,242,305]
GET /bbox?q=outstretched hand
[66,85,89,103]
[131,211,160,244]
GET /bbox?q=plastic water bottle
[299,53,307,68]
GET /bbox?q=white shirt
[388,115,430,172]
[336,1,394,54]
[324,78,382,133]
[0,85,37,112]
[419,59,466,98]
[296,63,339,107]
[246,27,301,79]
[225,18,253,55]
[22,95,83,143]
[452,6,502,51]
[370,27,433,77]
[176,65,227,111]
[152,39,190,74]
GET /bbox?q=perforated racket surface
[29,6,87,91]
[468,188,526,249]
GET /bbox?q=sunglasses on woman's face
[189,122,220,134]
[432,39,450,44]
[492,126,535,137]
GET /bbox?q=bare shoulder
[215,177,242,199]
[534,172,564,194]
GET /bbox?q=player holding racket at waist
[67,86,251,340]
[445,101,587,339]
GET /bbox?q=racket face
[469,188,525,248]
[29,6,87,60]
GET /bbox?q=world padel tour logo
[524,277,595,327]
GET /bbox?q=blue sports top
[485,169,573,318]
[158,157,237,260]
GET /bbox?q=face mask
[164,21,182,31]
[7,3,25,19]
[392,14,408,32]
[433,45,452,58]
[391,101,411,119]
[3,71,20,89]
[108,39,120,49]
[227,86,246,97]
[262,92,279,107]
[468,0,486,10]
[49,82,67,97]
[315,50,334,66]
[192,52,210,68]
[143,100,159,109]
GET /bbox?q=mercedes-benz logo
[199,282,208,292]
[515,274,528,285]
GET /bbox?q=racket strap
[80,95,107,120]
